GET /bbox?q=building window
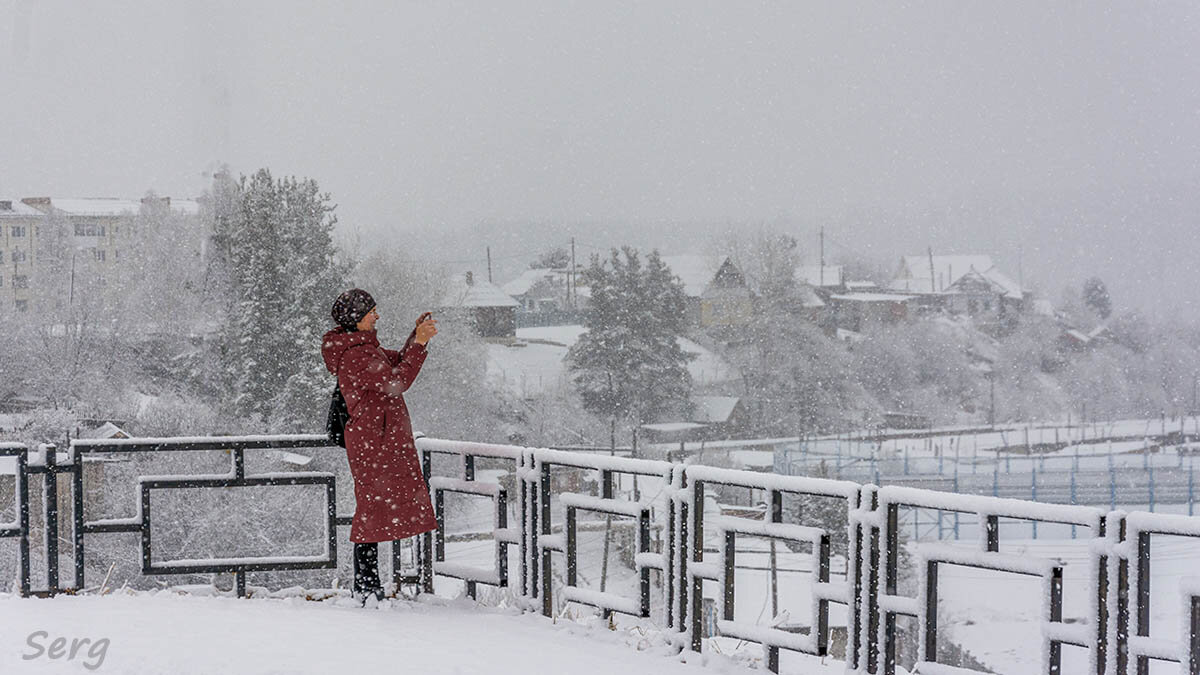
[114,248,120,261]
[93,249,106,262]
[11,249,26,263]
[13,275,28,289]
[15,299,28,311]
[10,225,25,238]
[74,223,106,236]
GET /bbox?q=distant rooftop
[892,254,1023,296]
[0,198,43,217]
[19,196,200,217]
[440,272,520,308]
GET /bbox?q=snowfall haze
[1,1,1198,316]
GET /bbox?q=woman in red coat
[322,288,439,601]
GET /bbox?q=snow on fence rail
[2,434,1199,674]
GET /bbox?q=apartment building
[0,196,200,312]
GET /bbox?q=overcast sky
[2,1,1198,317]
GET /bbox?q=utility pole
[819,227,825,287]
[927,247,937,293]
[1018,244,1024,292]
[570,237,577,308]
[486,246,492,283]
[989,374,995,428]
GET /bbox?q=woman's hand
[414,313,438,345]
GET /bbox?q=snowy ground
[0,590,785,675]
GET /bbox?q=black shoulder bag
[327,384,350,448]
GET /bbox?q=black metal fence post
[421,448,434,594]
[540,460,553,618]
[1190,595,1200,675]
[883,502,898,675]
[71,446,84,591]
[924,560,939,664]
[1096,514,1109,675]
[1050,566,1064,675]
[44,444,59,595]
[1116,516,1130,675]
[1136,531,1151,675]
[689,478,705,654]
[18,447,30,597]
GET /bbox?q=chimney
[465,271,474,286]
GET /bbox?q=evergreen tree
[531,246,570,269]
[568,247,693,426]
[209,169,347,428]
[1083,276,1112,320]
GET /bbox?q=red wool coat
[321,327,438,543]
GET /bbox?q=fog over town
[2,2,1198,316]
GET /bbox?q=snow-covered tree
[568,247,692,426]
[1083,276,1112,320]
[208,169,347,429]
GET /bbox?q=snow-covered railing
[6,433,1200,675]
[679,465,863,672]
[416,438,528,600]
[1109,511,1200,675]
[870,486,1109,675]
[532,448,675,623]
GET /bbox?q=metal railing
[3,434,1199,675]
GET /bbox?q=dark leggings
[353,542,381,592]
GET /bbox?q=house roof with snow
[828,292,916,303]
[661,255,723,297]
[796,265,844,287]
[0,199,43,217]
[640,422,708,433]
[690,396,741,424]
[80,422,131,440]
[439,272,520,309]
[24,197,143,216]
[19,197,201,218]
[701,258,752,300]
[502,268,562,298]
[793,284,826,308]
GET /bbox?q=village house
[501,267,586,327]
[699,258,755,328]
[890,254,1027,319]
[438,271,521,339]
[689,395,750,440]
[825,292,914,331]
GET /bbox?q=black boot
[353,542,384,604]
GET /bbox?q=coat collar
[321,327,380,374]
